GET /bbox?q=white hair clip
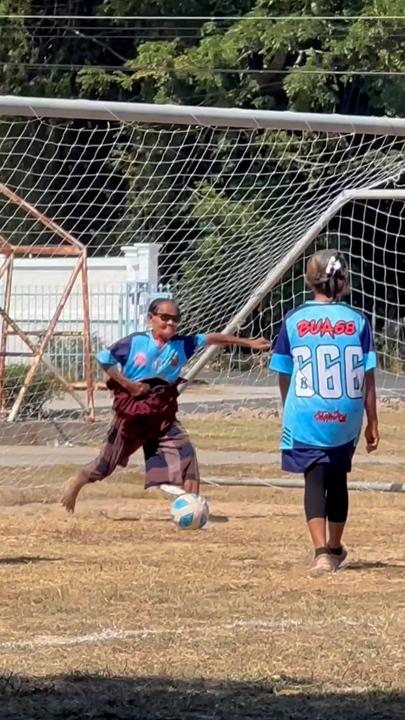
[325,255,342,276]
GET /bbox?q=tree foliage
[0,1,404,339]
[2,1,404,114]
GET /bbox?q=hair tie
[325,255,342,277]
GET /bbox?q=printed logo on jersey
[297,319,356,339]
[170,352,179,367]
[315,410,347,423]
[133,352,147,367]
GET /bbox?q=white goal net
[0,97,404,496]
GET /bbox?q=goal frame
[0,95,405,399]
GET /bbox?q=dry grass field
[0,406,405,719]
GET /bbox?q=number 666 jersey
[269,301,377,449]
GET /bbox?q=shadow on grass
[1,674,404,720]
[209,514,229,523]
[0,556,62,566]
[100,513,230,524]
[344,560,405,571]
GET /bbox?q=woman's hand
[248,338,271,352]
[124,380,150,397]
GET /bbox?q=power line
[6,63,405,77]
[1,15,405,21]
[3,29,405,37]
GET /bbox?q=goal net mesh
[0,110,404,495]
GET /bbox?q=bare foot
[183,479,200,495]
[61,475,87,513]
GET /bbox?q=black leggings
[304,463,348,523]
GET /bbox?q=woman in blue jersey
[62,298,270,512]
[270,250,379,575]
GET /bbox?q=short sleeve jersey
[269,301,377,449]
[97,331,207,383]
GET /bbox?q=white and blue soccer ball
[170,493,209,530]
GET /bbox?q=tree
[89,0,404,115]
[0,0,403,345]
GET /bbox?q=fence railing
[1,282,172,382]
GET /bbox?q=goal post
[182,186,405,387]
[0,95,404,496]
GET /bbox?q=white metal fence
[1,282,171,382]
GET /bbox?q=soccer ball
[170,493,209,530]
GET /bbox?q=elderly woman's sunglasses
[153,312,181,323]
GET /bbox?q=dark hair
[306,249,350,300]
[147,297,181,317]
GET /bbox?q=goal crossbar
[1,96,405,136]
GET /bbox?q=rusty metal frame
[0,304,88,413]
[0,184,95,422]
[0,253,14,412]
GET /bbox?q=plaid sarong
[82,379,199,489]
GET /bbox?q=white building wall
[9,242,160,289]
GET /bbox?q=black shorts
[281,440,356,474]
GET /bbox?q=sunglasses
[153,312,181,323]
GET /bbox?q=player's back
[273,301,376,449]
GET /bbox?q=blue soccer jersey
[269,302,377,449]
[96,331,207,383]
